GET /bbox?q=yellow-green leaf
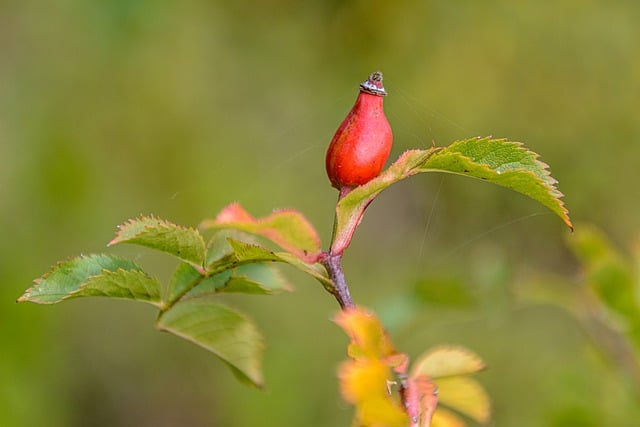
[436,376,491,424]
[431,407,467,427]
[412,346,486,379]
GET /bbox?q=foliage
[4,2,639,425]
[20,137,570,424]
[21,214,326,388]
[336,307,488,427]
[331,137,571,254]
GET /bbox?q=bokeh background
[2,1,639,426]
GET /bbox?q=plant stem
[321,253,355,309]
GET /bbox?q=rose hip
[325,71,393,193]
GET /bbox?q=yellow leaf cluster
[414,346,491,426]
[336,310,491,427]
[336,308,409,427]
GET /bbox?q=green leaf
[417,137,572,230]
[166,239,325,307]
[19,254,161,306]
[200,203,322,262]
[332,138,572,254]
[207,239,334,295]
[177,264,291,300]
[109,216,206,267]
[166,262,204,306]
[204,229,254,266]
[157,298,264,388]
[200,264,291,296]
[224,239,284,263]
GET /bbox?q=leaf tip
[566,219,574,232]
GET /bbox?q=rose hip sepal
[325,71,393,195]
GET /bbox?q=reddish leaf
[200,203,322,262]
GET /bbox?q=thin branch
[321,253,355,309]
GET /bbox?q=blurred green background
[2,0,639,426]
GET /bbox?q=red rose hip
[325,71,393,192]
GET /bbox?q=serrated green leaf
[204,229,257,266]
[225,239,283,263]
[331,138,571,254]
[418,137,572,230]
[109,216,206,267]
[80,269,162,304]
[214,263,291,294]
[19,254,161,306]
[184,264,291,298]
[208,239,334,294]
[200,203,322,262]
[157,298,264,387]
[204,239,282,276]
